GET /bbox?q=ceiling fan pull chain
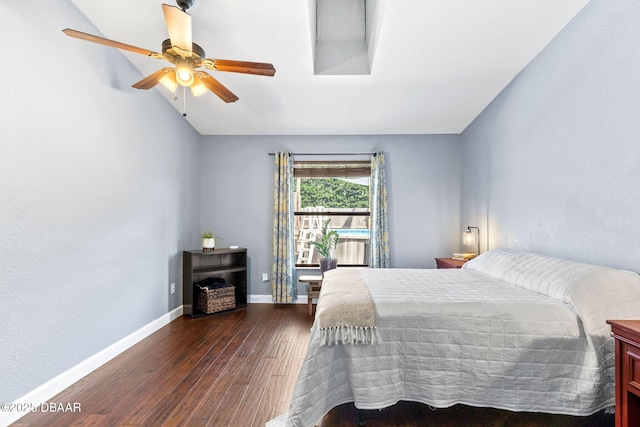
[182,86,187,117]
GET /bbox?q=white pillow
[463,249,601,303]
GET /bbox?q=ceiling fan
[63,0,276,103]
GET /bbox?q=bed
[267,249,640,427]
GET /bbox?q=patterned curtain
[272,152,297,302]
[369,151,390,268]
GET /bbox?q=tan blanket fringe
[316,269,380,345]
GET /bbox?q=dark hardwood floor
[12,304,613,427]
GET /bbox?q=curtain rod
[267,152,378,156]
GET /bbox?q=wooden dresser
[607,319,640,427]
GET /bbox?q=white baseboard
[249,294,308,304]
[1,306,184,427]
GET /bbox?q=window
[293,161,370,267]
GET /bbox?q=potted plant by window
[313,219,339,275]
[201,231,221,252]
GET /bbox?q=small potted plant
[313,219,339,274]
[201,231,221,252]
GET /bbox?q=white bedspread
[267,250,640,427]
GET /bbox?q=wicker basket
[197,283,236,314]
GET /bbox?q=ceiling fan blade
[62,29,160,57]
[132,69,172,90]
[162,4,192,58]
[210,59,276,76]
[196,72,239,103]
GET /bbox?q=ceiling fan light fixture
[190,77,208,96]
[159,70,178,92]
[175,60,195,87]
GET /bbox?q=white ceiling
[69,0,588,136]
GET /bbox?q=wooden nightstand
[607,319,640,427]
[435,258,468,269]
[299,275,323,316]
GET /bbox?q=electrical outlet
[170,283,176,295]
[262,273,268,282]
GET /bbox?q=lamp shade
[463,229,475,246]
[159,70,178,92]
[463,226,480,256]
[190,77,208,96]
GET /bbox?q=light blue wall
[460,0,640,272]
[199,135,462,295]
[0,0,201,403]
